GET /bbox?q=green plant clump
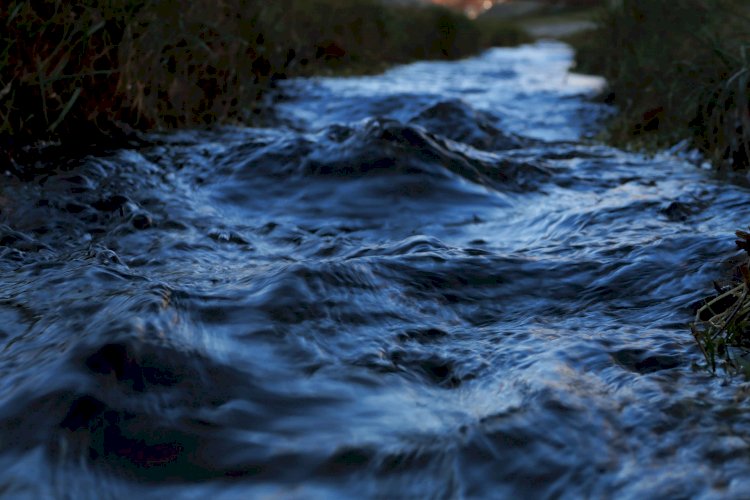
[1,0,515,162]
[570,0,750,168]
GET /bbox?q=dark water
[3,42,750,498]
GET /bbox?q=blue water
[2,42,750,498]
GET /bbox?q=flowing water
[3,42,750,498]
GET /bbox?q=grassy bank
[0,0,529,162]
[569,0,750,169]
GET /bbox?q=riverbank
[1,0,531,166]
[568,0,750,169]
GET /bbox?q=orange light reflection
[430,0,507,18]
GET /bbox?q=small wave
[409,99,524,152]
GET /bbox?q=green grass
[568,0,750,169]
[0,0,532,161]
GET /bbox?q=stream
[3,42,750,498]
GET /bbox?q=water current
[3,42,750,498]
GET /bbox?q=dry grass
[1,0,528,161]
[692,238,750,373]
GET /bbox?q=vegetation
[692,230,750,372]
[569,0,750,169]
[0,0,531,161]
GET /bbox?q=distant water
[3,42,750,498]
